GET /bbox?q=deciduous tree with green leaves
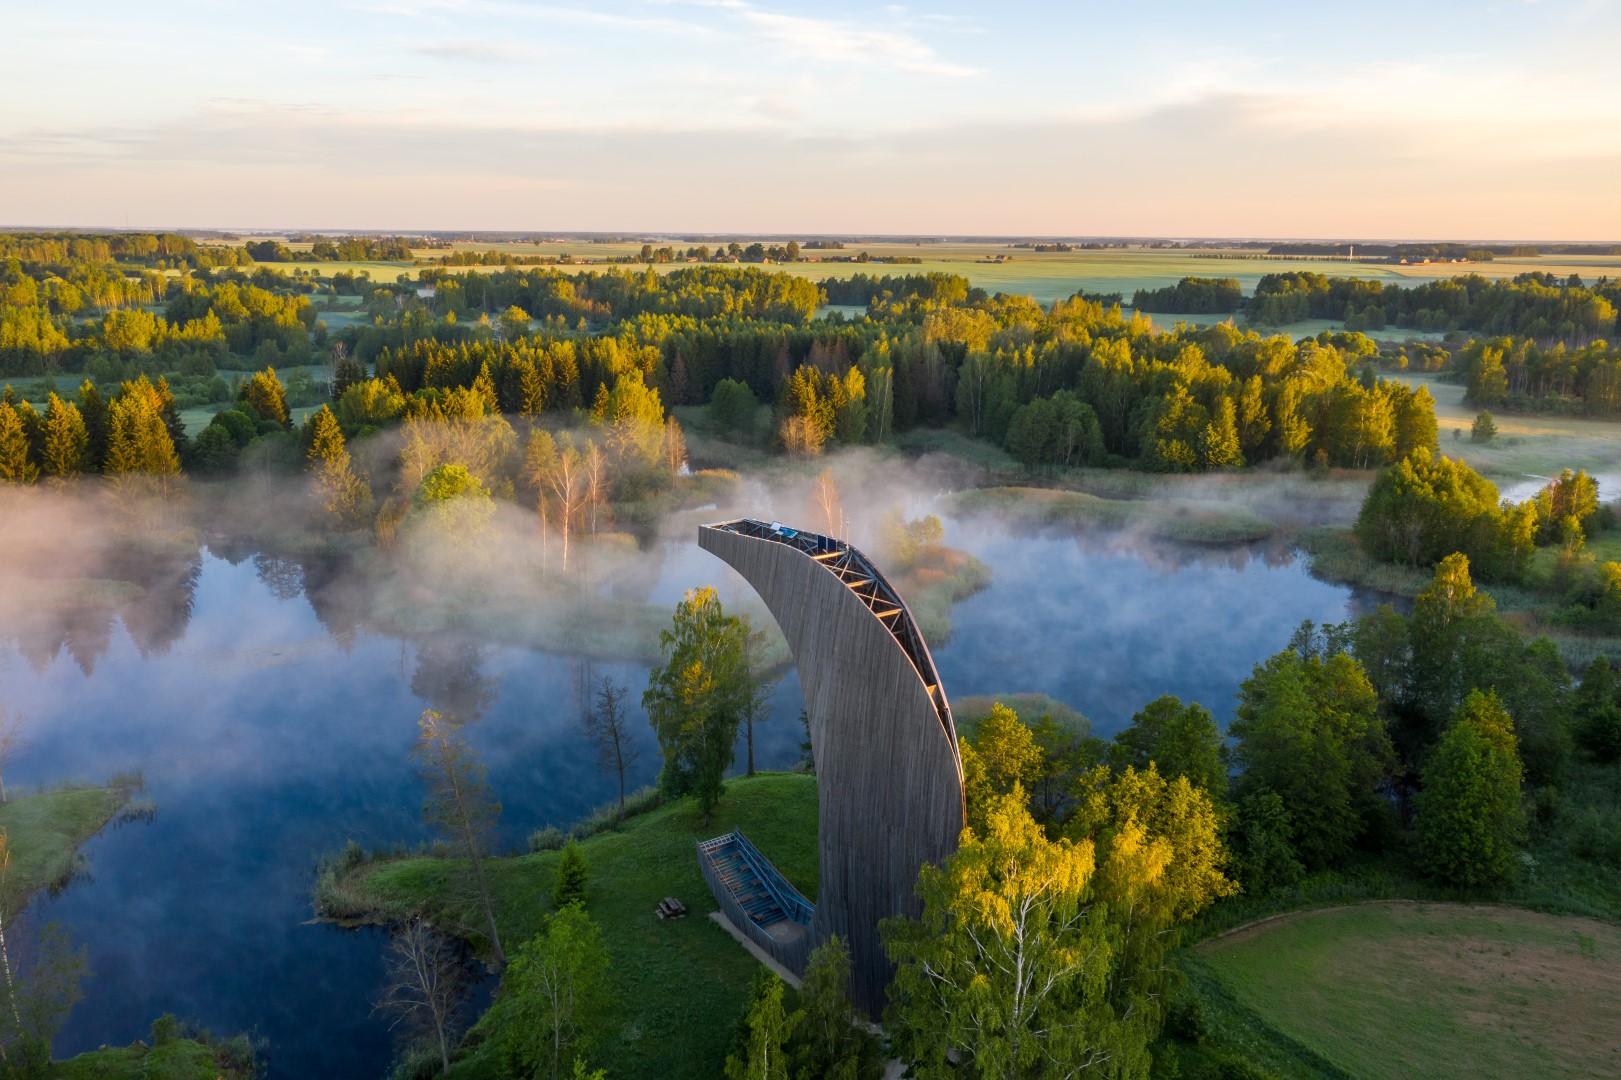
[1111,695,1225,797]
[414,709,505,967]
[882,787,1137,1080]
[1230,648,1393,870]
[643,587,747,824]
[725,972,795,1080]
[1417,690,1527,887]
[494,905,610,1080]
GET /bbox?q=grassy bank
[53,1018,258,1080]
[948,486,1275,544]
[1195,902,1621,1080]
[320,773,819,1079]
[0,784,136,918]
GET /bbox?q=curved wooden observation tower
[696,518,966,1015]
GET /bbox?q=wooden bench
[656,896,688,920]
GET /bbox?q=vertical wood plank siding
[699,520,966,1016]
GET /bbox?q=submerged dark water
[0,518,1352,1076]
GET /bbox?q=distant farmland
[231,239,1621,307]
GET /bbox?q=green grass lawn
[0,785,131,918]
[331,773,819,1079]
[1197,902,1621,1080]
[52,1030,257,1080]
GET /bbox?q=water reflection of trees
[411,638,500,724]
[0,547,200,673]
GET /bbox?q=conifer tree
[105,384,180,479]
[75,380,108,472]
[40,394,88,480]
[304,404,371,527]
[240,367,291,429]
[0,404,36,484]
[551,841,588,910]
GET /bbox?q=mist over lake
[0,511,1356,1076]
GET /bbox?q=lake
[0,515,1354,1076]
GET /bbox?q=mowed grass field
[1198,902,1621,1080]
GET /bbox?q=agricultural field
[1197,902,1621,1080]
[231,239,1621,308]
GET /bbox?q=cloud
[734,7,979,77]
[414,38,542,63]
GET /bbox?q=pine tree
[1417,690,1527,887]
[551,841,588,910]
[305,404,371,527]
[40,394,88,480]
[0,404,37,484]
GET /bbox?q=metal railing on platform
[703,518,952,739]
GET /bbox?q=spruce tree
[105,386,180,478]
[305,404,370,526]
[551,841,588,910]
[240,367,291,429]
[40,393,88,479]
[0,403,37,484]
[76,380,108,472]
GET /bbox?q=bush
[529,826,566,852]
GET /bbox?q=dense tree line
[244,236,415,262]
[1452,335,1621,414]
[1245,271,1620,339]
[1131,276,1242,314]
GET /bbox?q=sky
[2,0,1620,238]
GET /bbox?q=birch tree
[882,788,1132,1080]
[414,710,505,967]
[374,916,474,1075]
[497,905,610,1080]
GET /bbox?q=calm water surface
[0,516,1353,1076]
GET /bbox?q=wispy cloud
[414,38,542,63]
[737,9,978,77]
